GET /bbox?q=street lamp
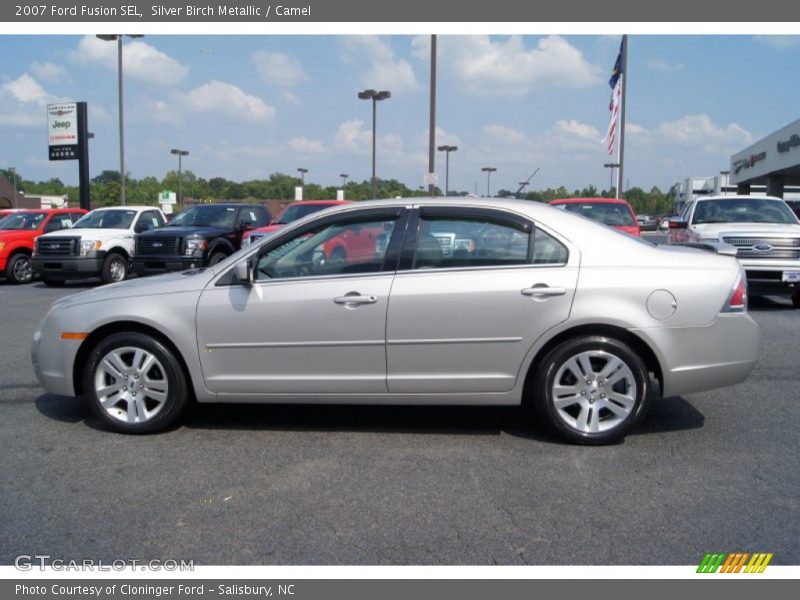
[517,181,530,199]
[357,89,391,199]
[170,149,189,205]
[437,145,458,197]
[9,166,17,204]
[481,166,497,197]
[97,34,144,206]
[297,167,308,199]
[720,170,730,196]
[340,173,348,189]
[604,162,620,195]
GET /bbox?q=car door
[195,207,409,397]
[385,206,578,395]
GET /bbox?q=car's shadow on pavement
[35,393,705,444]
[749,295,796,311]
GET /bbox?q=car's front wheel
[533,336,650,445]
[101,253,128,284]
[83,332,189,434]
[5,253,34,284]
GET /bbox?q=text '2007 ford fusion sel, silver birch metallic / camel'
[32,198,760,444]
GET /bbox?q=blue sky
[1,34,799,193]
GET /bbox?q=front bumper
[633,312,761,398]
[132,254,204,276]
[742,266,799,296]
[32,252,106,280]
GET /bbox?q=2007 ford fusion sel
[32,199,760,444]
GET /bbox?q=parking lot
[1,252,799,565]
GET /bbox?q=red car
[0,208,87,283]
[549,197,641,237]
[243,200,351,245]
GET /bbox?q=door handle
[333,293,378,305]
[521,285,567,298]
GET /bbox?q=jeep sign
[47,102,79,160]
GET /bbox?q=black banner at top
[2,0,799,22]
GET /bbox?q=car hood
[53,269,214,308]
[37,228,130,239]
[691,222,800,237]
[145,225,229,238]
[0,229,37,242]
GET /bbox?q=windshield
[274,203,334,224]
[0,212,46,230]
[692,199,799,225]
[169,205,238,228]
[556,202,636,227]
[72,209,137,230]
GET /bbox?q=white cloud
[553,119,601,141]
[89,104,111,123]
[754,35,800,49]
[342,36,419,93]
[646,58,683,72]
[655,114,752,151]
[72,35,188,85]
[29,61,67,83]
[288,136,326,155]
[252,51,309,87]
[0,74,65,127]
[333,118,404,159]
[423,35,601,95]
[281,90,300,105]
[180,80,276,123]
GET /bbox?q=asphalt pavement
[0,270,798,565]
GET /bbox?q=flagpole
[616,34,628,199]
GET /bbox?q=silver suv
[668,195,800,307]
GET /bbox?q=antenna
[515,167,540,196]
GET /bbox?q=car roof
[284,200,350,206]
[695,195,785,202]
[550,197,632,205]
[90,205,153,211]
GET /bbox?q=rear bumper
[633,312,761,398]
[32,252,106,280]
[132,255,202,276]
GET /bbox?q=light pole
[97,34,144,206]
[170,149,189,205]
[437,145,458,197]
[517,181,529,199]
[481,167,497,197]
[340,173,348,189]
[604,162,620,195]
[9,166,17,204]
[358,89,391,199]
[297,167,308,199]
[720,170,730,196]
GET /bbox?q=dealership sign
[732,151,767,175]
[777,133,800,154]
[47,102,79,160]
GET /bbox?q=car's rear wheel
[6,253,34,284]
[101,253,128,284]
[83,332,189,434]
[533,336,650,445]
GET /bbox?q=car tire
[5,253,34,284]
[100,253,128,284]
[208,251,227,266]
[532,335,651,445]
[83,332,189,434]
[41,277,65,287]
[792,292,800,309]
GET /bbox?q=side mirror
[668,218,688,230]
[233,260,252,285]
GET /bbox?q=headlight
[185,239,208,255]
[0,241,5,252]
[80,240,101,256]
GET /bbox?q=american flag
[602,40,624,155]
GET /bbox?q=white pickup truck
[32,206,166,285]
[668,195,800,308]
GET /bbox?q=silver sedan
[32,198,760,444]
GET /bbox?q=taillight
[722,271,747,313]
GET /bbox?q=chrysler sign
[47,102,79,160]
[777,134,800,154]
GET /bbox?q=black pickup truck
[132,203,271,276]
